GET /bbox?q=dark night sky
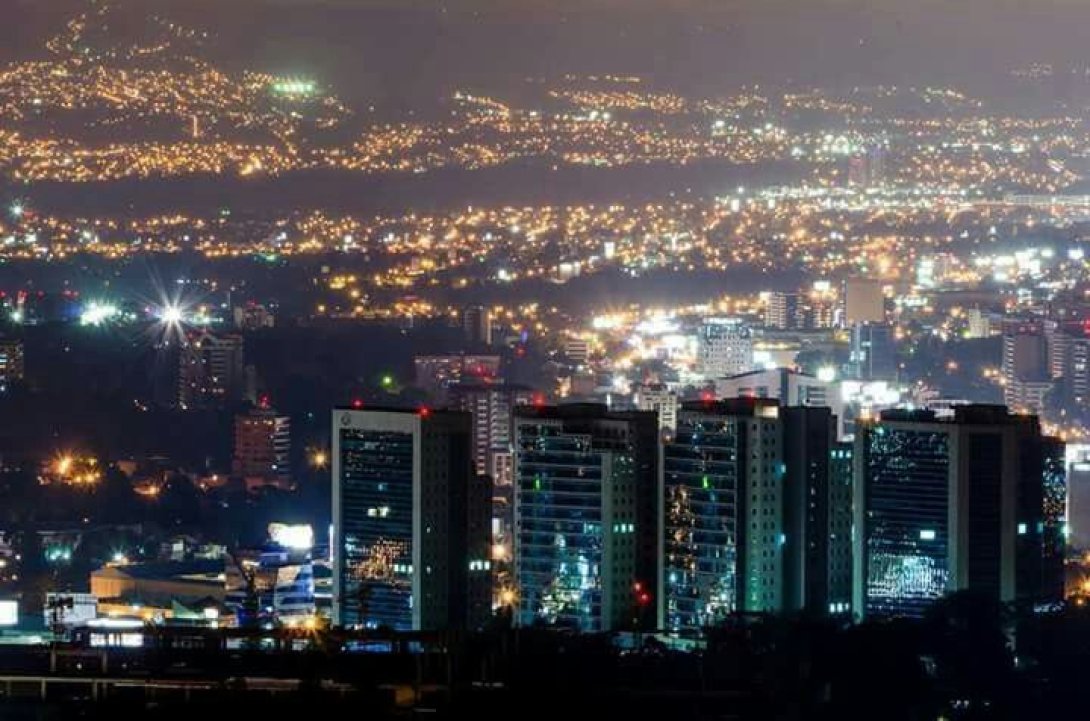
[4,0,1090,105]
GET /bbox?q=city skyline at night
[2,1,1090,718]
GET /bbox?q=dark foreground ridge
[1,593,1090,720]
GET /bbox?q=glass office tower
[661,398,784,633]
[856,422,951,618]
[514,405,658,632]
[332,407,490,630]
[854,405,1066,619]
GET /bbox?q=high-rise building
[661,398,785,631]
[0,337,24,385]
[715,368,840,416]
[513,404,658,632]
[852,405,1065,620]
[844,279,885,326]
[1066,445,1090,550]
[697,318,753,379]
[634,383,679,432]
[462,305,493,347]
[1005,378,1054,416]
[1001,320,1052,412]
[966,308,993,339]
[828,441,855,613]
[1045,321,1069,380]
[766,292,802,330]
[447,382,535,484]
[332,407,491,630]
[849,323,897,381]
[782,407,853,616]
[177,331,245,408]
[1032,435,1067,605]
[233,405,292,492]
[661,398,853,630]
[1002,320,1048,382]
[805,281,839,329]
[447,382,535,594]
[1066,336,1090,408]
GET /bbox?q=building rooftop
[513,403,655,422]
[93,558,224,584]
[875,404,1038,427]
[720,367,822,382]
[334,404,467,418]
[679,397,782,417]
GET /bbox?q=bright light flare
[159,305,184,324]
[80,301,120,327]
[268,523,314,550]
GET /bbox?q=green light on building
[271,79,317,96]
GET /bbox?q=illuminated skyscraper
[233,404,292,492]
[1066,445,1090,550]
[766,291,802,330]
[514,404,658,632]
[0,337,24,386]
[1066,336,1090,408]
[462,305,493,347]
[332,407,491,630]
[853,406,1065,620]
[661,398,785,632]
[804,281,839,329]
[447,382,535,484]
[448,382,536,591]
[177,331,245,408]
[1002,320,1047,381]
[849,323,897,381]
[1001,320,1052,413]
[782,408,853,616]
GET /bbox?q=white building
[1067,444,1090,550]
[697,318,753,379]
[633,383,679,432]
[965,308,992,339]
[715,368,846,439]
